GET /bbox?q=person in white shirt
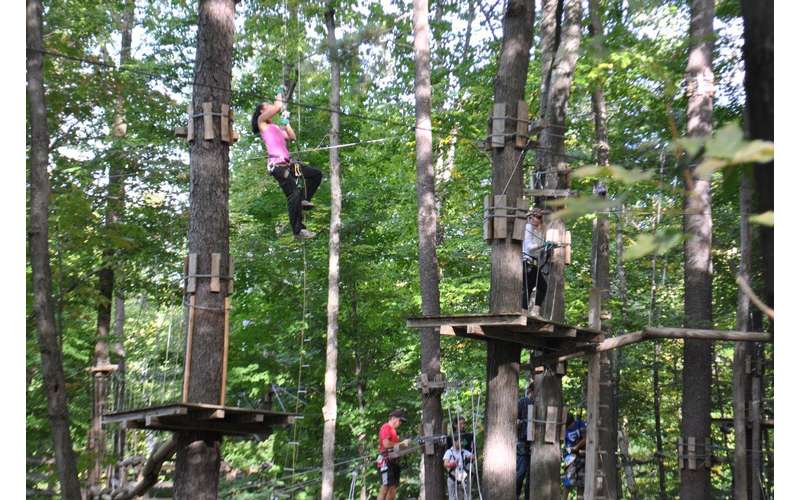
[443,438,473,500]
[522,208,549,312]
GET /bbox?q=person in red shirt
[377,409,408,500]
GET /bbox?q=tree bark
[482,1,534,499]
[110,436,177,500]
[741,0,773,314]
[174,1,236,497]
[681,2,715,497]
[532,1,581,499]
[321,7,341,500]
[89,4,134,487]
[733,169,753,500]
[587,3,616,496]
[412,1,446,496]
[26,0,82,497]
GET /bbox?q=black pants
[522,259,547,309]
[270,161,323,235]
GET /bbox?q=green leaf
[749,211,774,227]
[704,122,744,159]
[572,164,653,184]
[548,195,622,221]
[623,230,684,261]
[731,140,774,165]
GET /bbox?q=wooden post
[493,194,507,239]
[187,102,194,142]
[483,195,493,241]
[491,103,506,148]
[202,101,214,140]
[187,253,197,294]
[210,253,221,292]
[512,197,527,241]
[220,104,230,142]
[515,100,529,148]
[688,436,697,470]
[219,296,230,406]
[424,422,434,455]
[181,295,196,404]
[583,288,603,500]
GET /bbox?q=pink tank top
[260,124,291,166]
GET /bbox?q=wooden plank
[688,436,696,470]
[494,194,507,239]
[220,297,230,406]
[515,100,529,148]
[229,108,238,144]
[228,255,234,295]
[512,197,527,241]
[182,295,196,403]
[203,101,214,140]
[407,313,528,329]
[491,102,506,148]
[483,194,492,241]
[704,437,712,468]
[210,253,221,292]
[220,104,230,142]
[187,253,197,294]
[545,406,558,443]
[187,102,194,142]
[424,422,434,455]
[103,405,189,425]
[174,126,187,138]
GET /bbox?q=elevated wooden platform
[103,403,295,440]
[406,313,604,351]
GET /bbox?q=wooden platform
[406,313,604,350]
[103,403,295,440]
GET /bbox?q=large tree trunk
[412,1,446,496]
[321,7,341,500]
[680,1,715,498]
[733,169,753,500]
[532,1,581,499]
[741,0,773,314]
[482,1,534,498]
[741,3,773,495]
[89,4,134,489]
[583,187,610,500]
[586,2,616,496]
[174,1,236,498]
[27,1,83,497]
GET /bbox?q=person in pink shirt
[251,91,322,240]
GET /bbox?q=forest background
[21,0,787,498]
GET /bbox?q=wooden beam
[512,197,527,241]
[483,195,492,241]
[220,104,230,142]
[491,102,506,148]
[220,296,230,406]
[210,253,221,292]
[494,194,507,239]
[202,101,214,140]
[407,313,528,329]
[515,100,529,148]
[182,295,196,403]
[643,327,772,342]
[186,102,194,142]
[525,188,573,198]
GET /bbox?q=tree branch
[736,275,774,320]
[109,436,177,500]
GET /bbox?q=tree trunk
[583,187,610,500]
[112,292,128,490]
[482,2,534,498]
[733,169,753,500]
[321,7,342,500]
[26,1,82,497]
[91,2,134,489]
[587,2,616,496]
[741,0,773,314]
[680,1,715,498]
[650,160,668,500]
[174,1,236,497]
[532,1,581,499]
[412,0,446,496]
